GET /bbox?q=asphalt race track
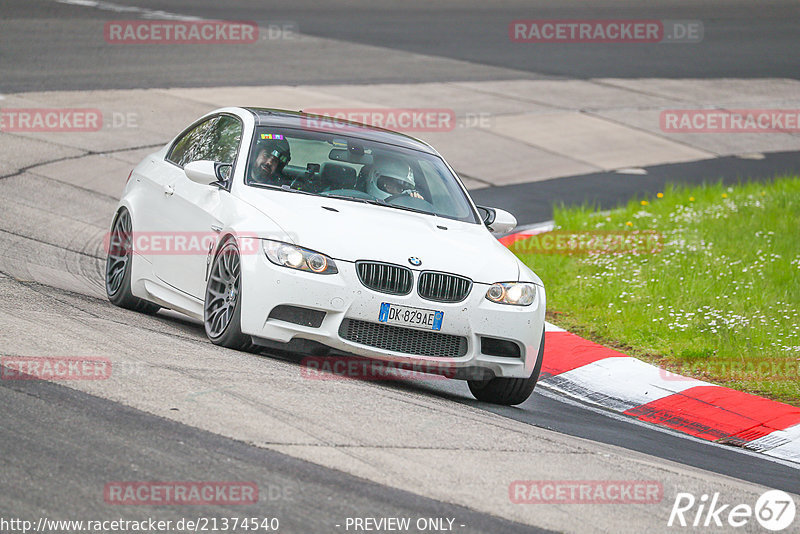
[3,0,799,91]
[1,1,799,532]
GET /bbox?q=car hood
[239,189,520,284]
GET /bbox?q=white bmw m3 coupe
[105,107,546,405]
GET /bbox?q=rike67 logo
[668,490,796,531]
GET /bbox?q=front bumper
[239,251,545,379]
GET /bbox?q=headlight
[262,240,338,274]
[485,282,536,306]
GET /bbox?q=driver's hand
[408,190,424,200]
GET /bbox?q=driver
[365,159,424,200]
[249,137,291,185]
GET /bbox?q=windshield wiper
[320,193,382,205]
[379,203,434,216]
[249,183,315,196]
[323,193,435,216]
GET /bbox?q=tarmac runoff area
[2,78,800,187]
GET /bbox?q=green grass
[512,177,800,405]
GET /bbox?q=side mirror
[184,160,230,187]
[476,206,495,226]
[477,205,517,234]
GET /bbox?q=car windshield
[245,126,479,223]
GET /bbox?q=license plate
[378,303,443,331]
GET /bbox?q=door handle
[163,184,175,196]
[210,224,223,233]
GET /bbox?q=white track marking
[53,0,202,21]
[748,423,800,463]
[542,356,712,411]
[535,385,800,471]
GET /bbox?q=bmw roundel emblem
[408,257,422,266]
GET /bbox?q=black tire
[468,328,545,405]
[204,238,257,352]
[105,209,160,314]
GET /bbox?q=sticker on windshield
[260,133,284,140]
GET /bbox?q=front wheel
[204,238,256,352]
[468,329,545,405]
[105,208,160,314]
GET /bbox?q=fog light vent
[268,305,325,328]
[480,337,521,358]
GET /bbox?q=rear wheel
[105,209,160,314]
[468,329,545,405]
[204,239,256,352]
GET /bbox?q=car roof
[243,107,437,154]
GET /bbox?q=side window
[203,115,243,165]
[166,117,217,167]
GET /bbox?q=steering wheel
[383,192,434,208]
[289,176,318,192]
[383,193,408,203]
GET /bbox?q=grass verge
[511,176,800,405]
